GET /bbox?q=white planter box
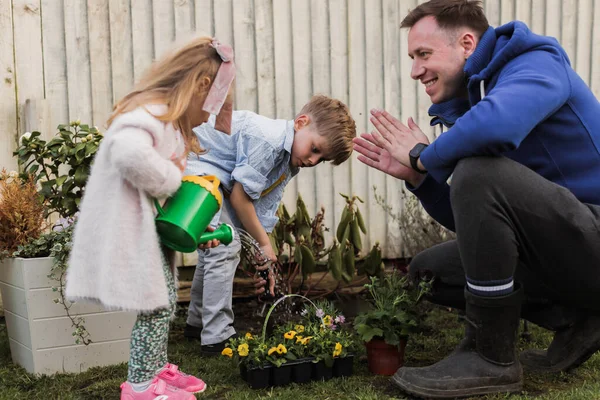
[0,257,136,375]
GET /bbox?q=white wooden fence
[2,0,600,257]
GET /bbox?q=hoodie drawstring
[480,80,486,100]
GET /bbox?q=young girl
[65,36,235,400]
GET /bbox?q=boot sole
[521,337,600,373]
[391,374,522,399]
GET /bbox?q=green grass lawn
[1,304,600,399]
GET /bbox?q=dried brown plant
[374,186,455,257]
[0,169,46,254]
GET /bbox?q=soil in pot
[365,337,406,376]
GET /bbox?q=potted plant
[354,272,430,375]
[0,123,136,375]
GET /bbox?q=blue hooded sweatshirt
[410,21,600,231]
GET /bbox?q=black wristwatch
[409,143,428,174]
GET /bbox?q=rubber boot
[391,287,523,399]
[520,310,600,373]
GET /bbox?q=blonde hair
[297,95,356,165]
[107,36,223,154]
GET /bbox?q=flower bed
[222,299,358,388]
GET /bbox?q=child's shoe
[120,377,195,400]
[157,363,207,393]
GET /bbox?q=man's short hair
[401,0,489,40]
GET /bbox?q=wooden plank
[348,0,368,249]
[575,0,593,85]
[364,0,385,253]
[530,0,546,34]
[88,0,113,128]
[591,0,600,98]
[41,0,69,136]
[195,0,214,36]
[13,0,44,134]
[545,0,561,41]
[0,0,18,171]
[329,0,350,234]
[515,0,531,25]
[561,0,577,70]
[109,0,134,105]
[152,0,175,59]
[500,0,515,23]
[310,0,334,235]
[399,0,418,256]
[131,0,154,82]
[232,0,257,111]
[31,312,135,348]
[382,0,402,257]
[291,0,316,214]
[175,0,194,39]
[484,0,501,27]
[213,0,233,52]
[254,0,275,118]
[273,0,297,208]
[64,0,93,123]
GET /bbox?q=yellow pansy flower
[333,342,343,357]
[268,347,278,356]
[301,336,313,345]
[221,347,233,358]
[294,324,305,333]
[238,343,249,357]
[245,332,254,340]
[323,315,332,325]
[277,344,287,354]
[295,335,304,344]
[284,330,297,339]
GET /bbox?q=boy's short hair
[298,95,356,165]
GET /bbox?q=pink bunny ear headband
[202,39,236,115]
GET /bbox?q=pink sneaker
[120,377,195,400]
[157,363,207,393]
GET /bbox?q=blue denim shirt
[185,111,298,232]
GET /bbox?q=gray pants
[410,156,600,311]
[186,208,241,345]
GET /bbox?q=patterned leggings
[127,257,177,383]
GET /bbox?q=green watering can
[154,175,234,253]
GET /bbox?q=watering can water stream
[154,175,234,253]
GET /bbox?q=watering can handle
[153,199,165,216]
[203,175,221,188]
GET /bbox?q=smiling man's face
[408,16,470,104]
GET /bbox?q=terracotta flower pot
[365,338,407,375]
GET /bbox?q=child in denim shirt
[184,95,356,354]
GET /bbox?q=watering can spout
[198,223,234,245]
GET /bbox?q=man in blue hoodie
[353,0,600,398]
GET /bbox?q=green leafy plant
[354,272,431,346]
[252,193,383,297]
[14,121,102,219]
[7,121,103,346]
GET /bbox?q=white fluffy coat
[65,105,184,312]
